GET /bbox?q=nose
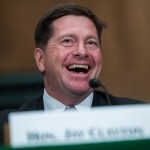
[72,42,89,59]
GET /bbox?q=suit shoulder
[109,94,144,105]
[94,90,144,105]
[18,95,44,111]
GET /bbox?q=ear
[34,48,45,72]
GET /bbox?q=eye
[60,37,75,47]
[86,39,99,50]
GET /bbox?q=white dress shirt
[43,89,93,112]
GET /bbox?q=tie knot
[64,105,77,111]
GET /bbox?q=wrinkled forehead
[52,15,98,36]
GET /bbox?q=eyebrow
[59,34,76,39]
[60,33,99,40]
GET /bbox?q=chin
[70,87,91,95]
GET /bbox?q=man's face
[36,15,102,99]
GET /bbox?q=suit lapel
[19,95,44,111]
[92,91,109,107]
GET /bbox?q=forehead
[52,15,97,34]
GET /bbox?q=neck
[44,87,92,106]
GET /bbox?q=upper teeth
[68,64,88,70]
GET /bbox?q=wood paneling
[0,0,149,102]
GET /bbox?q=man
[0,3,143,144]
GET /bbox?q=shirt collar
[43,89,93,112]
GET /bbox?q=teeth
[68,64,88,70]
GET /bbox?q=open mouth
[67,64,90,74]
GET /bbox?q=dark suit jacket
[0,90,143,145]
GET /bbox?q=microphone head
[89,79,101,89]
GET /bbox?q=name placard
[8,104,150,148]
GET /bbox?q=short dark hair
[35,3,106,50]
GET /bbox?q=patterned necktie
[64,105,77,111]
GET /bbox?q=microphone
[89,78,101,88]
[89,79,111,105]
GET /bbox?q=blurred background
[0,0,150,110]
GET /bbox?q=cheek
[43,50,56,71]
[93,51,102,66]
[55,51,65,63]
[93,51,102,78]
[55,48,72,65]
